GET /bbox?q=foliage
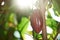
[0,0,60,40]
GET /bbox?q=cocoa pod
[30,9,43,33]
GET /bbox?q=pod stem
[42,12,47,40]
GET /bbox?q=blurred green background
[0,0,60,40]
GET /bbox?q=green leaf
[9,13,15,23]
[46,18,57,30]
[17,17,29,39]
[18,17,29,31]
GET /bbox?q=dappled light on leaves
[0,0,60,40]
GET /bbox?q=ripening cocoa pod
[30,9,43,33]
